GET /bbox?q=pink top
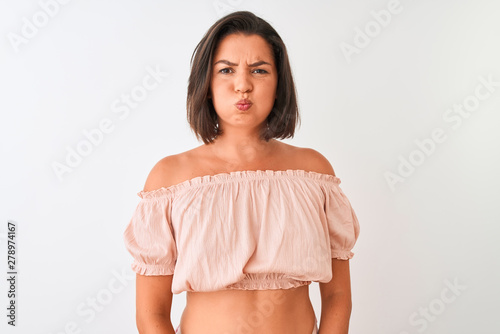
[123,169,360,294]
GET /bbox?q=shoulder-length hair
[186,10,300,144]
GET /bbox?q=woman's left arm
[318,258,353,334]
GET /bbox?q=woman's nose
[234,71,253,93]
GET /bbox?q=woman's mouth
[235,103,252,111]
[235,99,253,111]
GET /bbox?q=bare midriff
[179,285,316,334]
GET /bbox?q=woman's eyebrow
[213,59,272,67]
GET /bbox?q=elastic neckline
[137,169,340,199]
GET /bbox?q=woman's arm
[136,274,176,334]
[134,156,179,333]
[318,259,353,334]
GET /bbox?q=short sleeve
[123,192,177,275]
[324,179,360,260]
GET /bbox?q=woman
[124,10,360,334]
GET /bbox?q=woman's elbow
[136,313,175,334]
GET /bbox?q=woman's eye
[218,68,268,74]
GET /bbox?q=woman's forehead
[213,34,274,65]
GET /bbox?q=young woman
[124,11,360,334]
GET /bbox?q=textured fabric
[123,169,360,294]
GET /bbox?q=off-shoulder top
[123,169,360,294]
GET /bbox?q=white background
[1,0,499,333]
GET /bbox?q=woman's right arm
[136,274,176,334]
[136,156,179,333]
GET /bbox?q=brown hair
[186,10,300,144]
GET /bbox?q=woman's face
[209,33,278,133]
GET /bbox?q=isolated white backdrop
[1,0,499,333]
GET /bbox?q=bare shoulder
[142,154,182,192]
[141,145,205,192]
[295,147,336,177]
